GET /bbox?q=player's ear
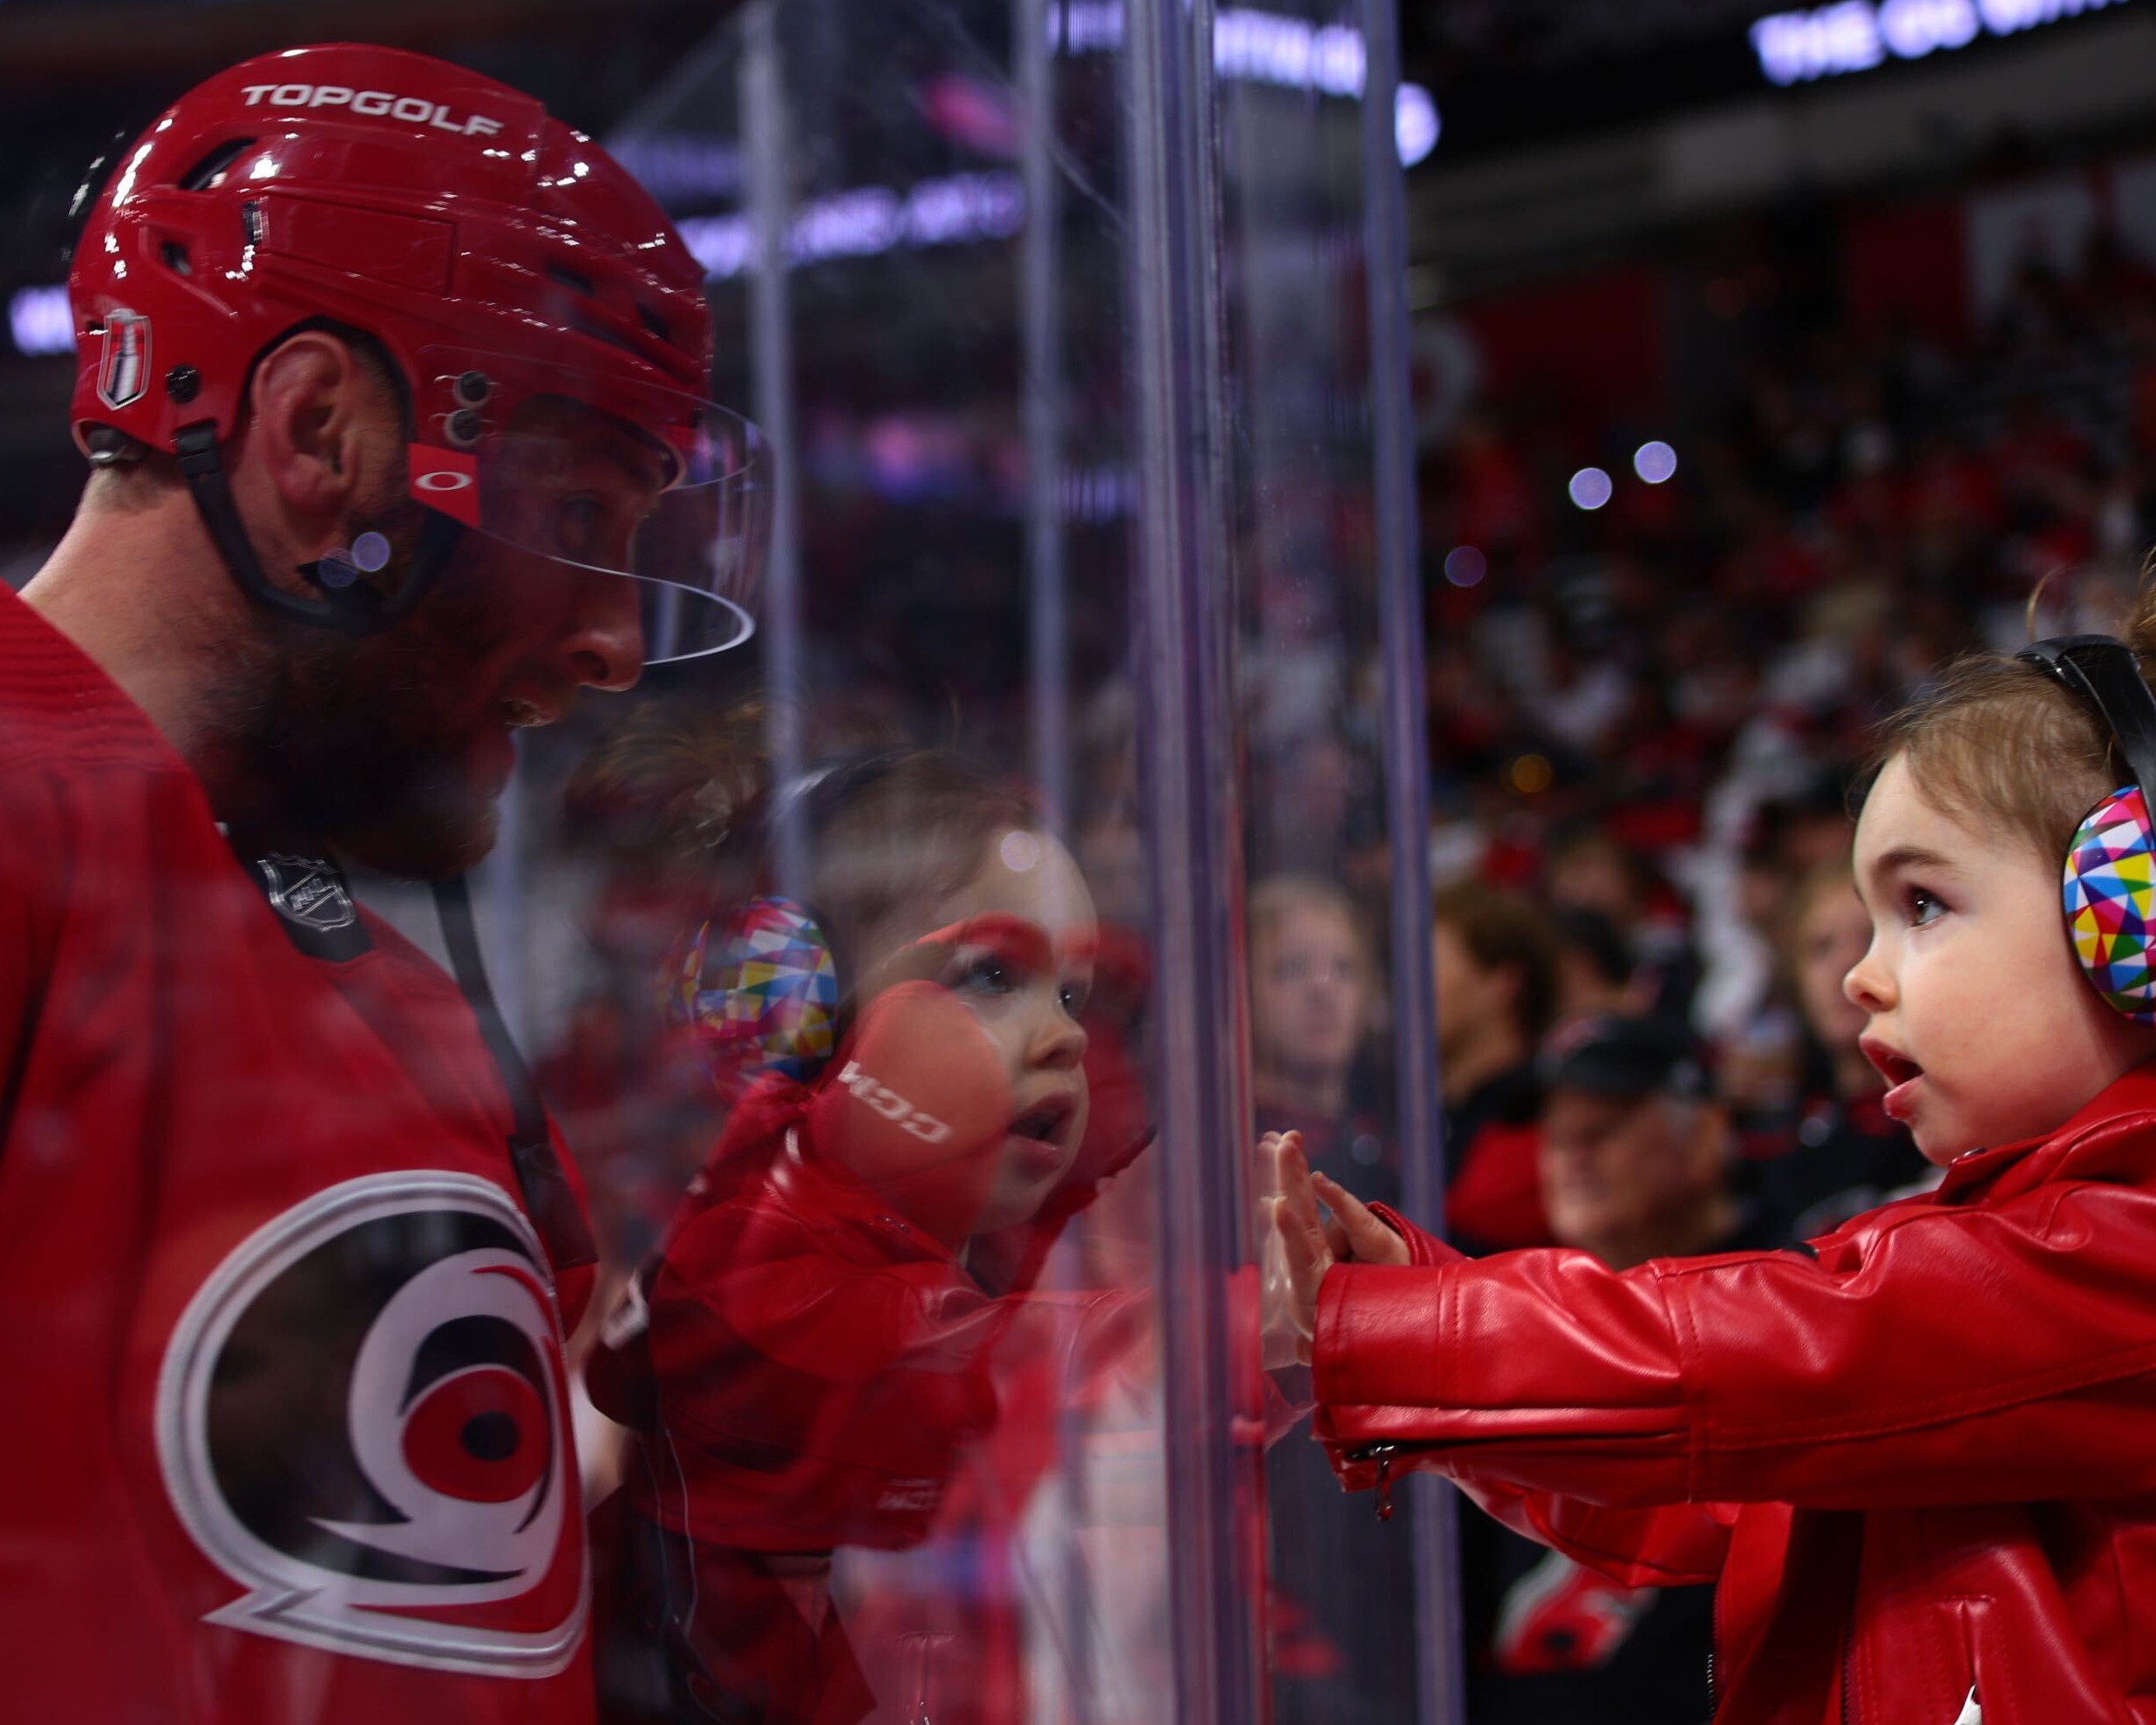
[242,331,379,522]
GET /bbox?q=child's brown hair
[567,701,1039,982]
[1867,585,2156,862]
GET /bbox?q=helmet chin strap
[432,873,598,1276]
[174,419,463,636]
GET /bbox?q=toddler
[1274,627,2156,1722]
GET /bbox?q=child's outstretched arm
[1315,1149,2156,1514]
[1269,1132,1739,1585]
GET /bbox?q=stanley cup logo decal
[98,309,151,411]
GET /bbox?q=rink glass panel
[1214,5,1433,1722]
[453,0,1448,1719]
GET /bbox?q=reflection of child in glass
[589,746,1143,1725]
[1271,633,2156,1723]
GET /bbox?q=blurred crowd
[1419,225,2156,1126]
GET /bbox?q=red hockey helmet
[69,43,764,662]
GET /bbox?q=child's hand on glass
[1260,1130,1409,1366]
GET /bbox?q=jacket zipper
[1708,1565,1727,1718]
[1345,1443,1401,1520]
[1840,1611,1854,1725]
[904,1630,950,1725]
[1343,1439,1462,1518]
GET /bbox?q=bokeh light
[1568,466,1614,511]
[1396,83,1440,167]
[1633,440,1678,484]
[1443,545,1486,587]
[1508,753,1554,794]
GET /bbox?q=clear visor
[412,349,770,665]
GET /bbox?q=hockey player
[0,43,760,1723]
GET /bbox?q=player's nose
[557,570,645,693]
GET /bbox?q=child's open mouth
[1009,1098,1073,1145]
[1860,1036,1924,1118]
[1005,1097,1076,1172]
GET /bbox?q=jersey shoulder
[0,586,180,777]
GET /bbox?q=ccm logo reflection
[833,1062,953,1143]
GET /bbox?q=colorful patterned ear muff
[657,752,911,1101]
[662,897,841,1104]
[2018,635,2156,1022]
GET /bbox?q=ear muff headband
[2019,635,2156,1023]
[2020,635,2156,793]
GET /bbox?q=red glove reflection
[806,980,1011,1249]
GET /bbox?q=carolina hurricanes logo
[156,1172,584,1676]
[98,309,151,411]
[1493,1548,1656,1673]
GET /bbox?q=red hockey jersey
[0,586,596,1722]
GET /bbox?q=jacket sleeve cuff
[1363,1202,1461,1269]
[1315,1262,1453,1408]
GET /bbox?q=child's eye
[1906,886,1947,927]
[1059,976,1092,1017]
[955,954,1017,995]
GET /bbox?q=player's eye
[557,493,608,560]
[1058,975,1092,1018]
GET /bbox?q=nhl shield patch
[247,851,371,960]
[255,853,358,933]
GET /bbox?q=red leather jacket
[588,981,1152,1725]
[1314,1063,2156,1725]
[590,1054,1146,1552]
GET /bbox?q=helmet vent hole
[160,241,193,277]
[547,262,596,299]
[638,304,670,343]
[179,139,256,193]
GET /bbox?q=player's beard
[218,514,519,881]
